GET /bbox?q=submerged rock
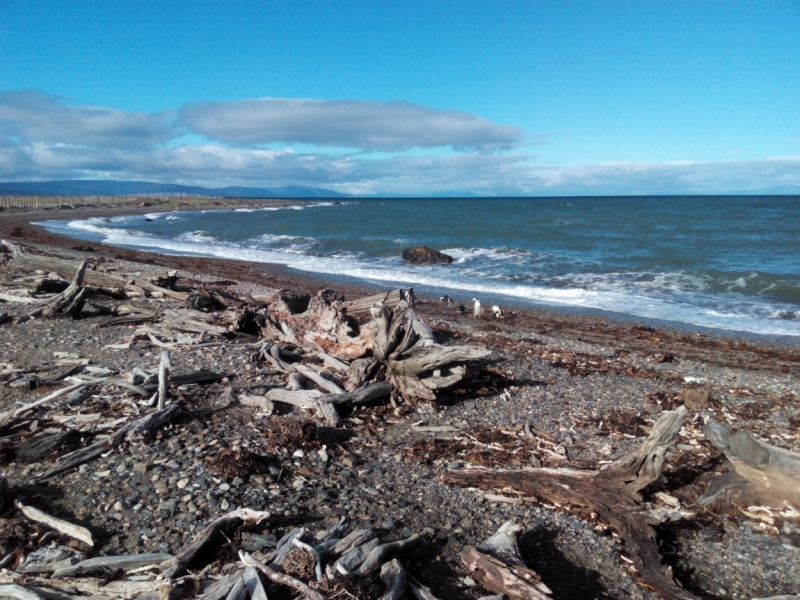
[401,245,454,264]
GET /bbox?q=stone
[679,388,709,410]
[401,245,454,264]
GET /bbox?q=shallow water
[36,195,800,336]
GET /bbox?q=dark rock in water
[145,218,153,222]
[401,245,454,264]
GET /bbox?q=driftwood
[51,552,171,578]
[160,508,270,578]
[335,538,380,574]
[243,565,269,600]
[15,430,81,464]
[317,381,392,406]
[380,558,407,600]
[239,551,326,600]
[343,288,403,313]
[698,422,800,507]
[461,521,551,600]
[443,407,697,600]
[265,389,341,426]
[17,261,88,322]
[1,240,187,300]
[39,439,108,479]
[157,350,171,410]
[356,534,423,575]
[370,300,490,403]
[295,364,344,394]
[17,502,94,547]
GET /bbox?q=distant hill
[0,180,351,198]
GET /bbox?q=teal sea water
[37,196,800,337]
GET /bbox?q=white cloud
[0,90,798,196]
[178,97,523,151]
[0,91,173,149]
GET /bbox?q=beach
[1,200,799,599]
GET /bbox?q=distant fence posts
[0,192,221,210]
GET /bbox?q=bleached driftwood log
[17,502,94,546]
[698,422,800,507]
[443,407,697,600]
[461,520,551,600]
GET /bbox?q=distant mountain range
[0,180,351,198]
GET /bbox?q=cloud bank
[1,90,798,196]
[178,98,523,151]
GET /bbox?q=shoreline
[3,199,798,347]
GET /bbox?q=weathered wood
[160,309,228,336]
[316,351,349,372]
[39,440,108,479]
[462,546,551,600]
[237,394,275,414]
[239,551,326,600]
[295,364,344,394]
[198,569,244,600]
[160,508,270,578]
[52,553,171,578]
[18,502,94,546]
[334,538,380,574]
[19,261,88,322]
[699,422,800,507]
[345,358,379,391]
[326,528,377,560]
[157,350,171,410]
[15,430,81,464]
[2,240,188,300]
[344,289,403,313]
[380,558,407,600]
[443,407,696,600]
[112,403,180,444]
[265,388,340,426]
[461,520,551,600]
[388,345,491,378]
[317,381,392,405]
[356,534,423,575]
[0,585,46,600]
[223,577,247,600]
[243,566,268,600]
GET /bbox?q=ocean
[36,196,800,337]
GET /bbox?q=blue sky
[1,0,799,195]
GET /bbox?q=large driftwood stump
[443,407,697,600]
[698,422,800,507]
[369,300,490,403]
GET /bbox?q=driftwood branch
[443,407,696,600]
